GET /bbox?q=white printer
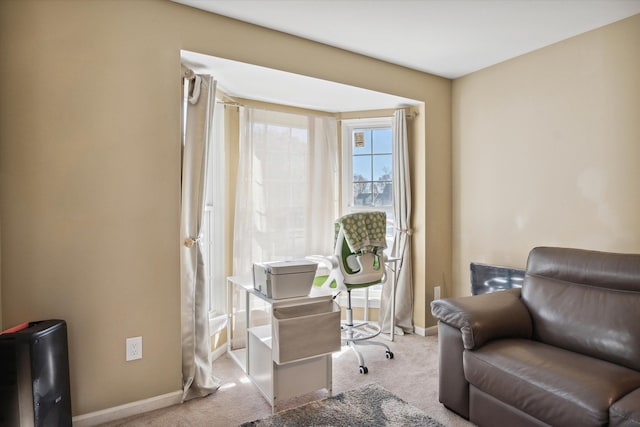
[253,259,318,299]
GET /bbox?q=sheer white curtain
[233,108,338,276]
[380,109,414,334]
[180,70,221,401]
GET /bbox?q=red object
[1,321,29,335]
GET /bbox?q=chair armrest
[306,255,338,270]
[430,288,532,350]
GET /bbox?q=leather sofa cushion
[525,247,640,291]
[464,339,640,427]
[523,247,640,371]
[611,389,640,427]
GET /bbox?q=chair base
[341,320,394,374]
[340,288,394,374]
[341,319,382,341]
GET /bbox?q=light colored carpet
[100,334,474,426]
[240,383,445,426]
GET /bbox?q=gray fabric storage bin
[272,300,340,364]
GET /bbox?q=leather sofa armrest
[431,288,532,350]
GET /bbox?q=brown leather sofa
[431,247,640,426]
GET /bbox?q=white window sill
[209,312,227,336]
[336,286,383,308]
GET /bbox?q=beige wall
[0,0,451,415]
[451,14,640,297]
[0,226,2,331]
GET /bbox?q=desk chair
[310,211,394,374]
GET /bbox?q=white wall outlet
[434,286,441,300]
[126,336,143,361]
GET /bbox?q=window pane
[353,129,371,155]
[342,120,395,238]
[291,127,307,145]
[373,182,392,207]
[372,128,392,154]
[268,124,290,140]
[373,154,392,181]
[353,182,372,207]
[353,155,371,182]
[290,147,306,178]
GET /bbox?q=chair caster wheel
[359,365,368,374]
[386,350,394,359]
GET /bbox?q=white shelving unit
[226,276,253,372]
[247,290,340,413]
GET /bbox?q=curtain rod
[217,100,243,107]
[181,64,196,80]
[214,87,416,118]
[338,111,418,121]
[216,99,417,120]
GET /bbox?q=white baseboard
[414,325,438,337]
[425,325,438,336]
[73,348,228,427]
[72,390,182,427]
[212,343,227,360]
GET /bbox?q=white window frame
[341,117,393,218]
[340,117,394,309]
[203,100,226,335]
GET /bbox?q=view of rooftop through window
[352,127,392,208]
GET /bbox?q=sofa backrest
[522,246,640,371]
